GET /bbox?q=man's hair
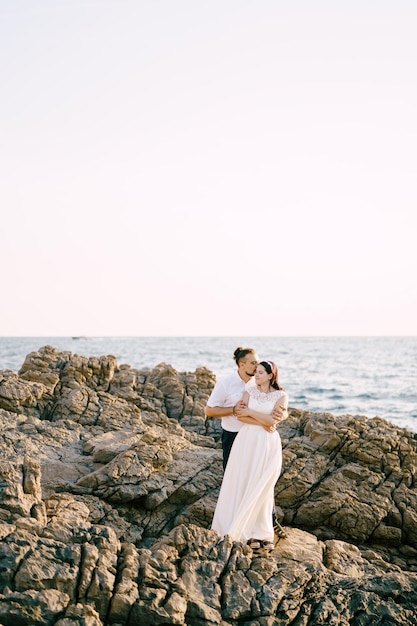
[233,347,255,366]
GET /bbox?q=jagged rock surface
[1,345,417,625]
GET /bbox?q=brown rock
[1,347,417,624]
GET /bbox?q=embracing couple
[206,346,288,552]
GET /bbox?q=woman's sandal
[261,540,275,551]
[247,538,262,550]
[274,522,289,539]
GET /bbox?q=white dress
[211,387,286,543]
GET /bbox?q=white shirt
[206,371,255,432]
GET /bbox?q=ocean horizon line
[1,334,416,339]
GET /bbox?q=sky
[1,0,416,337]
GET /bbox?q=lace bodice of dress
[247,386,286,414]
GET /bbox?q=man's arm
[205,405,236,419]
[205,390,247,419]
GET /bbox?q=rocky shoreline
[1,346,417,625]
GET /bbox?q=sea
[0,336,416,433]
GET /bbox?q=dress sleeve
[277,391,289,408]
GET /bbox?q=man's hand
[264,423,277,433]
[272,405,286,422]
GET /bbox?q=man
[206,346,259,469]
[206,346,288,538]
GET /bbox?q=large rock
[276,410,417,551]
[1,346,417,624]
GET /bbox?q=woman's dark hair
[259,360,284,390]
[233,346,256,366]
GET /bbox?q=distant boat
[71,336,90,340]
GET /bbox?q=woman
[211,360,288,551]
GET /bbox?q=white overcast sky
[1,0,416,336]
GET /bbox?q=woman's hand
[235,402,250,418]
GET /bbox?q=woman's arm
[236,392,288,427]
[238,391,249,407]
[272,393,289,422]
[237,414,277,432]
[235,403,275,427]
[237,415,261,426]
